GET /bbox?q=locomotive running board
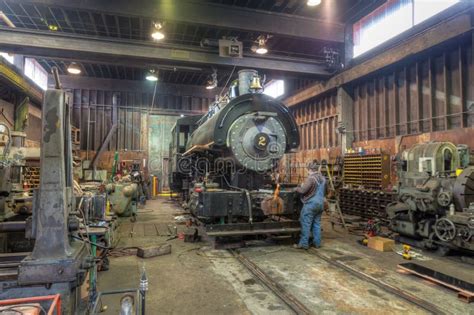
[206,221,300,237]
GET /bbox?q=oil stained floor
[97,198,474,314]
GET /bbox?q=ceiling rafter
[7,0,345,42]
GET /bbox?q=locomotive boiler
[169,70,302,238]
[387,142,474,253]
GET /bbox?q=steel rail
[229,249,311,315]
[308,248,446,315]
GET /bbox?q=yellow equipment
[402,244,412,260]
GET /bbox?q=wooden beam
[284,11,473,107]
[336,86,353,150]
[428,56,435,132]
[383,76,389,137]
[459,44,466,128]
[404,66,410,135]
[443,52,450,130]
[416,61,423,133]
[392,71,399,136]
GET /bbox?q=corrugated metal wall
[70,88,212,151]
[291,90,339,150]
[352,39,473,141]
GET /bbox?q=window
[24,58,48,90]
[414,0,459,24]
[0,52,14,64]
[264,80,285,99]
[353,0,459,57]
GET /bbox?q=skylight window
[0,52,14,64]
[264,80,285,99]
[353,0,459,57]
[414,0,459,25]
[24,58,48,91]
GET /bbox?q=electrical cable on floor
[176,247,203,267]
[72,235,110,250]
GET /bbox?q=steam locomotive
[169,70,302,238]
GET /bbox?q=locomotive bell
[249,75,263,91]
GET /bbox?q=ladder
[321,163,348,231]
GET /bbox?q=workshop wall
[25,103,41,146]
[0,99,41,147]
[0,99,14,128]
[290,90,339,151]
[352,39,473,142]
[286,35,473,168]
[148,114,180,190]
[61,77,213,153]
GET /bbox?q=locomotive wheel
[434,218,456,242]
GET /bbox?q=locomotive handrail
[182,142,214,156]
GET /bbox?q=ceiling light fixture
[307,0,321,6]
[146,69,158,81]
[151,22,165,40]
[67,62,81,75]
[206,69,218,90]
[252,35,271,55]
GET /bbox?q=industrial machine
[0,70,93,313]
[0,135,39,217]
[0,118,40,252]
[106,180,138,218]
[106,156,147,218]
[169,69,302,238]
[387,142,474,253]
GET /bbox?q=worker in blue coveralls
[293,160,326,250]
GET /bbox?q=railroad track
[307,248,445,315]
[228,249,311,315]
[229,248,446,315]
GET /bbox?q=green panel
[148,114,179,190]
[14,97,29,132]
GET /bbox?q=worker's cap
[307,159,320,171]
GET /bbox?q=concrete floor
[98,198,474,314]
